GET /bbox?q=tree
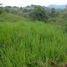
[29,5,48,21]
[50,8,56,17]
[0,3,3,14]
[4,6,11,12]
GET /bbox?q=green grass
[0,21,67,67]
[0,12,29,22]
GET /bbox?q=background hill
[48,4,66,9]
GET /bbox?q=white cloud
[0,0,67,7]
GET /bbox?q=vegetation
[0,4,67,67]
[28,6,48,21]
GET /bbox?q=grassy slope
[0,12,28,22]
[0,13,67,67]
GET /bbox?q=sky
[0,0,67,7]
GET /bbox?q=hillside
[0,13,67,67]
[0,12,28,22]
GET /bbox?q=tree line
[0,4,67,22]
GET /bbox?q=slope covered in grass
[0,12,28,22]
[0,21,67,67]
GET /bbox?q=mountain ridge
[48,4,66,9]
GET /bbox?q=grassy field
[0,13,67,67]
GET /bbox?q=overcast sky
[0,0,67,7]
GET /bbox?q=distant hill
[48,5,66,9]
